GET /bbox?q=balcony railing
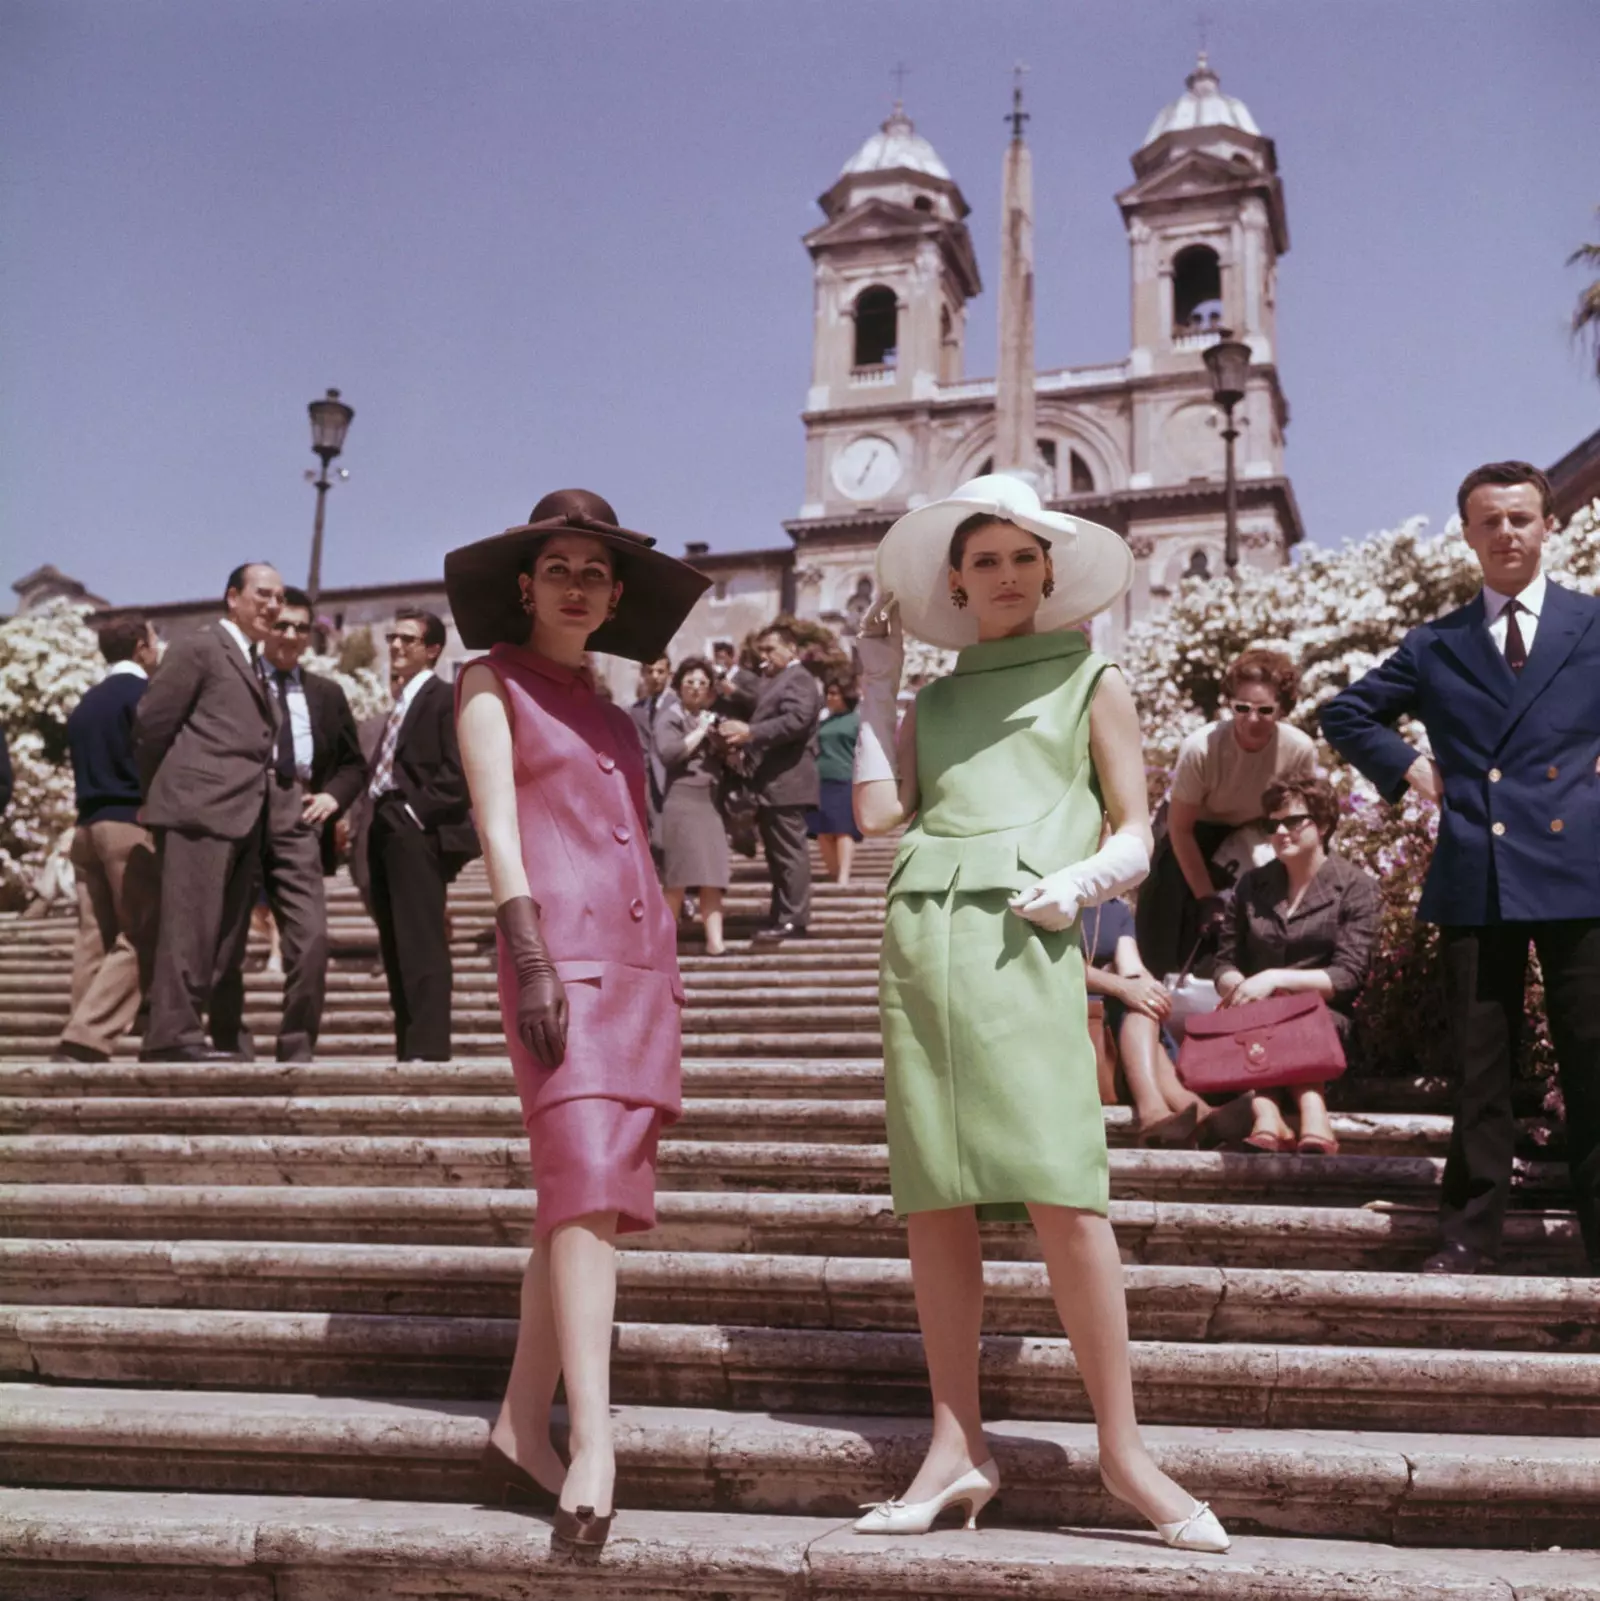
[1173,328,1224,352]
[849,364,897,387]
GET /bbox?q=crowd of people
[48,570,477,1066]
[17,456,1598,1555]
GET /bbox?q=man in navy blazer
[1322,461,1600,1276]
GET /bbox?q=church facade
[671,53,1303,662]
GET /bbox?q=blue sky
[4,0,1596,608]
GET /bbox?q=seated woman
[1136,650,1316,979]
[1214,775,1382,1155]
[1083,894,1204,1143]
[806,673,863,887]
[656,657,730,956]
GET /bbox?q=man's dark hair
[1456,461,1555,522]
[98,613,150,664]
[1262,774,1341,848]
[712,640,736,658]
[224,562,273,602]
[395,607,446,651]
[280,586,312,613]
[759,623,801,648]
[825,672,860,710]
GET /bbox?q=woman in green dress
[851,474,1229,1554]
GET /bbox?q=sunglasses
[1228,702,1280,720]
[1263,813,1315,834]
[271,621,312,637]
[385,632,426,647]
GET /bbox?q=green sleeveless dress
[881,630,1111,1221]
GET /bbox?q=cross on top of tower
[891,61,910,109]
[1008,63,1030,142]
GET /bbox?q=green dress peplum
[881,629,1112,1222]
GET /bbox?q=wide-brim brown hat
[444,488,711,662]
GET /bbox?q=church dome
[841,104,951,181]
[1142,53,1261,146]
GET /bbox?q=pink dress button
[629,898,646,921]
[598,753,616,773]
[613,824,632,845]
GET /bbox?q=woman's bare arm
[853,701,918,835]
[456,663,530,908]
[1088,669,1154,861]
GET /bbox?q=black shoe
[138,1045,245,1063]
[275,1048,315,1064]
[751,921,805,945]
[51,1042,110,1064]
[1421,1241,1499,1275]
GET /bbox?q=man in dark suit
[54,614,163,1063]
[134,562,285,1062]
[629,653,676,866]
[1322,461,1600,1276]
[719,624,823,945]
[367,608,475,1061]
[212,586,366,1062]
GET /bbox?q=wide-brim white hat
[876,472,1133,649]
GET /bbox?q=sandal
[1296,1132,1340,1156]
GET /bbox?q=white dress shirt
[1482,571,1546,659]
[370,669,435,800]
[105,660,148,682]
[217,617,256,665]
[271,666,315,781]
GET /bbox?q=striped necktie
[368,702,404,798]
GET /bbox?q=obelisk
[994,70,1036,479]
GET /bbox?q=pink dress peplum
[473,642,683,1236]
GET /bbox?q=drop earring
[519,582,537,617]
[1042,576,1056,599]
[951,586,969,610]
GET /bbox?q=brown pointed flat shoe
[551,1503,614,1555]
[479,1441,560,1514]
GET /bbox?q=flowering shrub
[1121,499,1600,1083]
[0,602,103,906]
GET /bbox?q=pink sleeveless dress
[472,643,683,1236]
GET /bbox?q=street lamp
[305,387,354,614]
[1201,333,1251,584]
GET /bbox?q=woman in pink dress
[445,489,709,1553]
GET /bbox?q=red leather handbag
[1176,992,1346,1095]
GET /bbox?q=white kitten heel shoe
[853,1459,1001,1535]
[1153,1499,1230,1553]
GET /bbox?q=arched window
[912,195,934,213]
[854,286,898,368]
[1070,450,1095,494]
[1172,245,1223,331]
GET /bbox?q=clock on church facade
[672,53,1303,662]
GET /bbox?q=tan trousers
[61,819,160,1058]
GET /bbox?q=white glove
[1009,830,1151,932]
[852,592,904,786]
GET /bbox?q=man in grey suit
[720,624,823,945]
[135,562,284,1061]
[629,653,676,867]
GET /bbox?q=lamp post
[305,388,355,615]
[1201,333,1251,585]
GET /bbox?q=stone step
[1,1184,1585,1270]
[0,1095,1483,1158]
[0,1056,1476,1118]
[7,1239,1596,1353]
[5,1308,1599,1434]
[4,1391,1598,1546]
[0,1133,1574,1206]
[8,1490,1592,1601]
[0,1057,889,1100]
[0,1030,889,1060]
[0,1003,888,1038]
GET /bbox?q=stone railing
[849,365,897,387]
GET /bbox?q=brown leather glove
[495,896,567,1069]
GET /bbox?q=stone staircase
[1,846,1597,1599]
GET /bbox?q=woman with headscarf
[850,474,1228,1554]
[445,490,709,1554]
